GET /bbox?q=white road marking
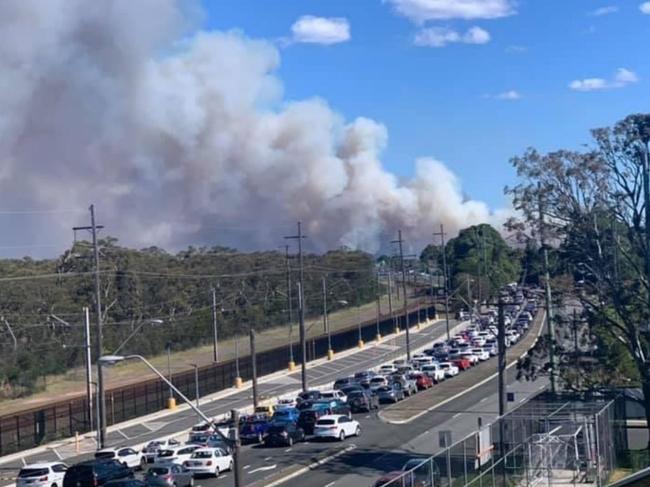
[265,457,273,461]
[452,413,462,419]
[248,464,277,474]
[479,397,487,403]
[324,482,336,487]
[243,465,250,470]
[284,448,292,453]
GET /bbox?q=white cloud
[414,26,491,47]
[569,68,639,91]
[495,90,521,100]
[641,2,650,14]
[590,6,618,16]
[291,15,350,45]
[386,0,516,23]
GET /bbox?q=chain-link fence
[378,393,621,487]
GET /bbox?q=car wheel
[140,457,147,470]
[215,466,220,478]
[188,478,194,487]
[229,461,233,471]
[51,484,58,487]
[173,483,178,487]
[339,430,346,441]
[355,426,360,437]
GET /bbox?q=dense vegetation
[0,239,377,398]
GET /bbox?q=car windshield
[267,425,288,433]
[317,419,335,425]
[18,468,49,478]
[192,451,214,459]
[148,467,170,475]
[158,450,174,457]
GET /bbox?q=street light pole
[211,288,219,362]
[323,277,333,360]
[83,307,93,430]
[250,328,258,409]
[99,355,243,487]
[392,230,412,360]
[189,363,200,408]
[375,270,382,341]
[285,245,295,371]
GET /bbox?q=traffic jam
[16,285,537,487]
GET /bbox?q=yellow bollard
[376,333,382,342]
[167,398,177,410]
[327,349,335,361]
[288,360,296,371]
[358,339,365,349]
[234,376,243,389]
[75,431,80,453]
[394,326,400,334]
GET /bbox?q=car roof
[193,447,220,453]
[21,462,65,469]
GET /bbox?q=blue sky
[201,0,650,209]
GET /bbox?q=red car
[409,372,433,390]
[453,358,472,371]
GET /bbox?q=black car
[347,390,379,412]
[296,399,315,411]
[297,407,330,434]
[264,422,306,447]
[340,385,365,397]
[63,460,133,487]
[333,377,356,390]
[297,390,321,403]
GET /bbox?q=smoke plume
[0,0,508,256]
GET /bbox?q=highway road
[0,317,461,479]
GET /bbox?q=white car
[276,397,297,408]
[378,364,397,375]
[461,353,479,365]
[439,362,460,378]
[17,463,67,487]
[420,364,445,383]
[412,357,434,367]
[313,415,360,441]
[471,348,490,361]
[142,438,182,463]
[183,447,233,477]
[95,447,144,469]
[368,376,388,391]
[320,389,347,403]
[507,330,520,343]
[472,337,487,347]
[155,444,202,465]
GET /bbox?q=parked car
[63,460,133,487]
[276,397,297,408]
[460,353,479,365]
[390,374,417,396]
[253,405,275,417]
[333,377,357,390]
[183,448,233,477]
[154,445,202,466]
[95,447,145,470]
[313,415,360,441]
[144,464,193,487]
[296,390,321,403]
[378,364,397,375]
[320,389,347,403]
[369,376,388,391]
[298,404,331,434]
[272,407,300,424]
[420,364,445,383]
[313,399,352,417]
[17,463,68,487]
[409,372,434,390]
[263,422,306,447]
[347,390,379,412]
[453,358,472,371]
[240,418,272,444]
[471,348,490,361]
[341,384,365,396]
[142,439,181,463]
[439,362,459,377]
[376,384,405,403]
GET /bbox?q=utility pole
[231,409,243,487]
[392,230,411,360]
[285,222,308,391]
[375,270,382,341]
[83,307,93,430]
[434,224,451,340]
[538,186,557,394]
[250,329,258,409]
[323,277,334,359]
[211,288,219,362]
[388,271,397,333]
[73,204,106,447]
[497,295,507,482]
[285,245,295,370]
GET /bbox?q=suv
[298,404,331,434]
[17,463,68,487]
[63,460,133,487]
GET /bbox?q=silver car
[145,464,194,487]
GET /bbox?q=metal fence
[379,392,622,487]
[0,304,435,456]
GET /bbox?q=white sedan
[142,438,182,463]
[183,448,233,477]
[313,414,360,441]
[95,447,144,469]
[439,362,459,378]
[470,348,490,361]
[155,444,202,465]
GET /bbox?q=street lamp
[98,355,243,487]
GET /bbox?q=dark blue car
[240,419,272,443]
[272,407,300,423]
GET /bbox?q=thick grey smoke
[0,0,508,256]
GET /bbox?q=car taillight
[163,474,172,481]
[183,461,190,467]
[206,461,212,466]
[38,476,48,482]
